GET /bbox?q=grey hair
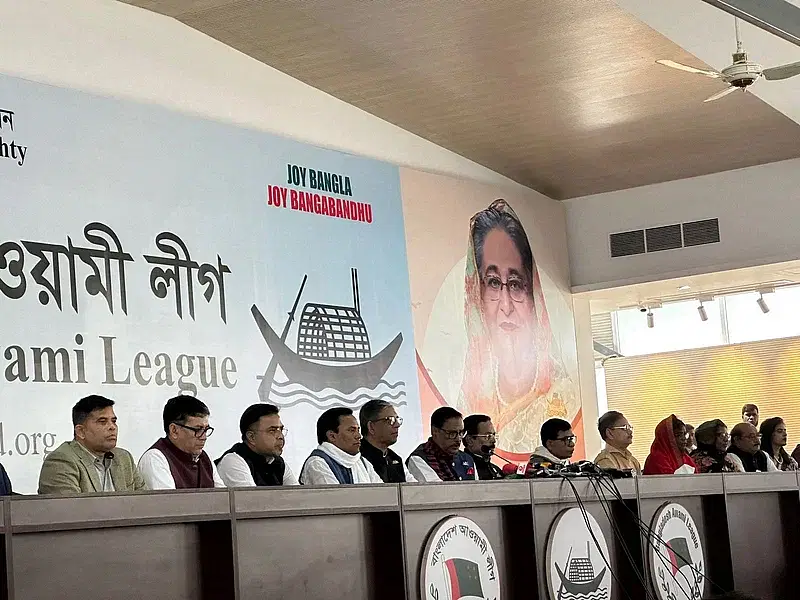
[359,399,393,434]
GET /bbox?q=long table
[0,473,796,600]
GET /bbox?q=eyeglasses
[251,426,288,436]
[437,427,465,440]
[609,425,633,433]
[372,416,404,427]
[555,435,577,445]
[173,422,214,438]
[482,275,527,303]
[469,433,497,441]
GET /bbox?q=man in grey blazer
[38,395,146,494]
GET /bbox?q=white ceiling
[614,0,800,124]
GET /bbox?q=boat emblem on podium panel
[649,503,705,600]
[420,516,500,600]
[251,268,406,409]
[546,508,611,600]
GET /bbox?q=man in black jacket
[463,414,504,480]
[359,400,414,482]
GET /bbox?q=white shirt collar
[319,442,360,468]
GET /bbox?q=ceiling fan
[656,17,800,102]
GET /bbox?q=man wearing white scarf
[300,407,383,485]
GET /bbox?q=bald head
[731,423,760,455]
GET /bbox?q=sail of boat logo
[251,268,406,409]
[553,542,608,600]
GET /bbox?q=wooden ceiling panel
[122,0,800,199]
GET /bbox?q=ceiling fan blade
[656,59,721,78]
[703,86,738,102]
[763,60,800,81]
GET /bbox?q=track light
[757,293,770,314]
[697,302,708,322]
[646,311,654,328]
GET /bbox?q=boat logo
[649,503,704,600]
[546,508,610,600]
[251,268,406,409]
[420,515,500,600]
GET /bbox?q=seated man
[358,399,415,483]
[594,411,641,474]
[216,403,298,486]
[462,414,503,480]
[529,418,576,468]
[407,407,476,482]
[727,422,777,473]
[300,407,382,485]
[138,395,225,489]
[39,395,146,494]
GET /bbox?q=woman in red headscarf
[643,415,697,475]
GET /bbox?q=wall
[0,0,525,191]
[565,158,800,291]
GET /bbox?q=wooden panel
[123,0,800,199]
[12,524,202,600]
[9,490,230,531]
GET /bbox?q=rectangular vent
[610,230,645,257]
[645,224,682,252]
[609,217,720,258]
[683,218,720,247]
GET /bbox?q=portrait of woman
[458,199,576,453]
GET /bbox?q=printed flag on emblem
[665,537,692,576]
[444,557,484,599]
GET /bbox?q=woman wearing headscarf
[643,415,696,475]
[689,420,741,473]
[759,417,798,471]
[459,199,577,453]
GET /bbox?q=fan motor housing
[721,60,762,87]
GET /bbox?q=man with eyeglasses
[462,414,504,480]
[727,422,777,473]
[593,411,641,474]
[529,418,575,469]
[407,406,477,482]
[358,400,415,483]
[138,394,225,489]
[215,403,298,487]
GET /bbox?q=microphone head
[103,451,115,461]
[501,463,518,475]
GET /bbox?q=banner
[401,169,582,461]
[0,75,420,492]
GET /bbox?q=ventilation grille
[609,218,719,258]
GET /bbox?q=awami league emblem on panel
[546,508,611,600]
[420,516,500,600]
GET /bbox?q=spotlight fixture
[697,302,708,322]
[646,310,654,328]
[757,293,770,314]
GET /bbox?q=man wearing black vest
[138,395,225,489]
[358,399,415,483]
[300,407,383,485]
[216,404,298,486]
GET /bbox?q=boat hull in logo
[420,515,501,600]
[545,508,611,600]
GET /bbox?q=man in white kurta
[300,407,383,485]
